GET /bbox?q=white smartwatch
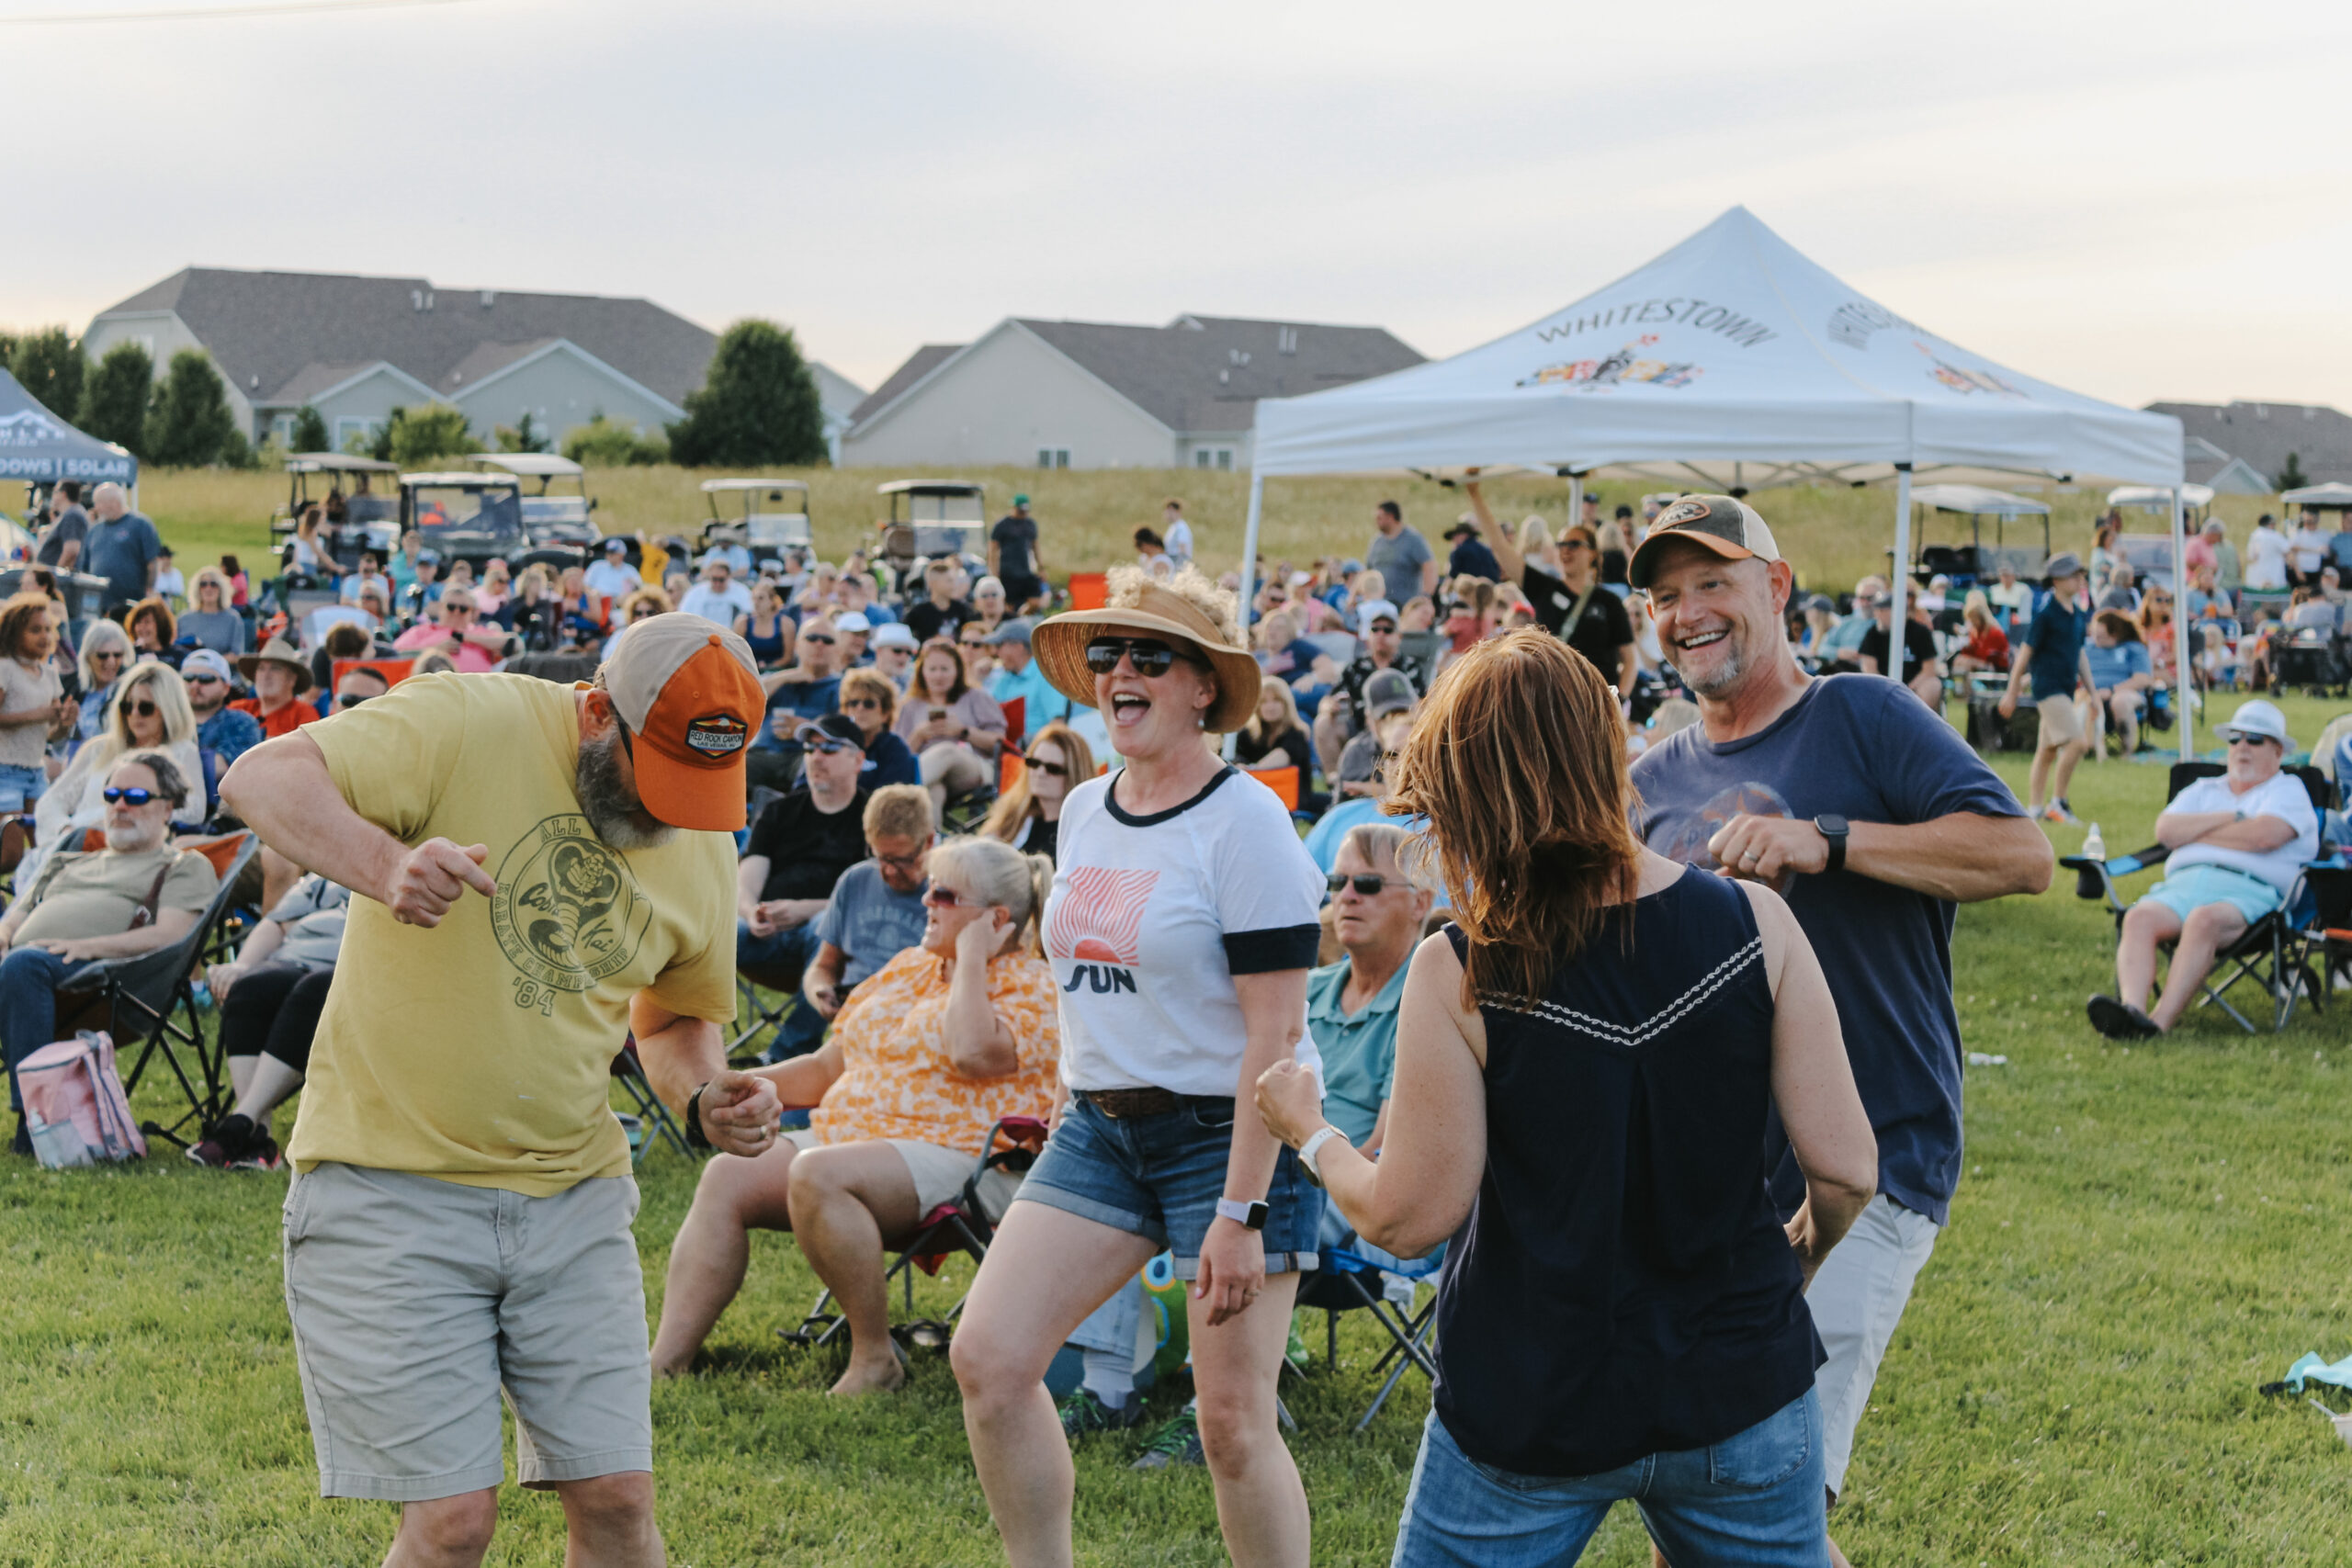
[1214,1195,1269,1231]
[1296,1125,1346,1189]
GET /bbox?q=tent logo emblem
[1519,336,1702,392]
[0,411,67,447]
[1914,342,2023,398]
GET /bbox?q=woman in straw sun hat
[953,564,1329,1564]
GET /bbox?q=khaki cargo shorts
[780,1128,1021,1221]
[2035,693,2085,750]
[282,1162,650,1501]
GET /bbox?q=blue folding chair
[1295,1243,1443,1432]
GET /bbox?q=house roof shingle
[94,268,718,409]
[2144,400,2352,489]
[851,316,1424,438]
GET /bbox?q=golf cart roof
[470,454,584,479]
[403,471,519,487]
[2283,482,2352,509]
[286,454,399,475]
[2106,484,2215,510]
[1911,483,2051,518]
[702,478,810,496]
[876,479,984,497]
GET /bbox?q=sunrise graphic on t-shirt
[1048,867,1159,965]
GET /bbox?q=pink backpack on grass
[18,1031,147,1168]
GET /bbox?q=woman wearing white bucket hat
[2089,698,2319,1038]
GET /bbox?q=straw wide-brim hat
[237,636,314,694]
[1032,577,1261,734]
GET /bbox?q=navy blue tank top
[1433,867,1822,1477]
[743,615,788,669]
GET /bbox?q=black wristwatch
[684,1083,712,1150]
[1814,815,1849,874]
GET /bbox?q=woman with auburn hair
[898,635,1007,818]
[127,597,182,671]
[954,564,1326,1567]
[1254,629,1878,1567]
[979,720,1093,862]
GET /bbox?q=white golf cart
[875,479,987,585]
[699,478,812,569]
[471,453,602,556]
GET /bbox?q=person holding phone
[952,566,1326,1567]
[896,636,1006,820]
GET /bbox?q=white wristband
[1297,1125,1346,1188]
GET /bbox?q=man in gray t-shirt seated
[797,784,933,1055]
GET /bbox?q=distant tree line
[0,313,828,470]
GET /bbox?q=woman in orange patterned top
[651,836,1058,1395]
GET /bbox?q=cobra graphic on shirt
[1047,866,1158,993]
[489,814,653,993]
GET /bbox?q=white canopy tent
[1244,207,2195,754]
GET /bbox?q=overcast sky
[9,0,2349,410]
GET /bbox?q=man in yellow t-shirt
[221,614,781,1568]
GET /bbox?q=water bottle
[2083,822,2107,861]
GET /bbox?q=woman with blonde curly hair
[1254,630,1877,1566]
[954,564,1327,1566]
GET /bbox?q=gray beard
[1678,637,1747,700]
[576,728,675,851]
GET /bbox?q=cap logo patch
[684,714,747,758]
[1657,499,1714,529]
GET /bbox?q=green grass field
[4,690,2351,1565]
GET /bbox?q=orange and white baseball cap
[597,614,764,831]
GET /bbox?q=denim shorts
[0,762,45,813]
[2136,863,2285,926]
[1015,1094,1323,1279]
[1391,1392,1826,1568]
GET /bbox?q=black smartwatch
[1813,815,1849,874]
[684,1083,712,1150]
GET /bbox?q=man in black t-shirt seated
[737,713,871,989]
[1859,594,1947,710]
[1312,602,1432,776]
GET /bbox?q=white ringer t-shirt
[1046,766,1325,1099]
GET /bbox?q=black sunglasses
[128,699,158,718]
[842,696,883,711]
[1084,637,1199,678]
[1022,755,1069,777]
[336,693,372,709]
[1327,872,1393,896]
[101,786,157,805]
[804,737,856,755]
[802,632,836,645]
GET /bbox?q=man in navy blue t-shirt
[1626,495,2052,1555]
[1997,551,2097,826]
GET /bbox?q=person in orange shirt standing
[232,638,322,739]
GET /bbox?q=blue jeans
[1391,1393,1827,1568]
[0,762,46,813]
[735,921,823,1062]
[2,946,94,1114]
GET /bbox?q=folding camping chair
[66,832,260,1147]
[2059,763,2335,1032]
[781,1115,1048,1351]
[610,1038,695,1163]
[1295,1246,1442,1433]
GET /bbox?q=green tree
[2277,452,2310,492]
[494,410,549,454]
[290,405,331,453]
[562,412,669,467]
[143,349,237,467]
[79,342,154,456]
[366,407,401,462]
[8,326,85,422]
[386,403,483,467]
[665,319,826,468]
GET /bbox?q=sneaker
[1058,1386,1143,1440]
[227,1134,282,1172]
[2041,802,2082,827]
[187,1112,255,1168]
[1129,1406,1204,1470]
[2086,995,2161,1041]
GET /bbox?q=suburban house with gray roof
[83,267,865,458]
[841,315,1423,471]
[2145,400,2352,492]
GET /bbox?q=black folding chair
[1295,1246,1442,1433]
[2059,763,2334,1032]
[610,1038,695,1163]
[72,833,260,1146]
[781,1115,1047,1352]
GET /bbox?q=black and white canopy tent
[0,368,138,490]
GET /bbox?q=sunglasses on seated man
[799,735,857,755]
[1083,637,1204,677]
[102,786,162,805]
[1327,872,1396,897]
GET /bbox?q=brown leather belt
[1079,1087,1191,1119]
